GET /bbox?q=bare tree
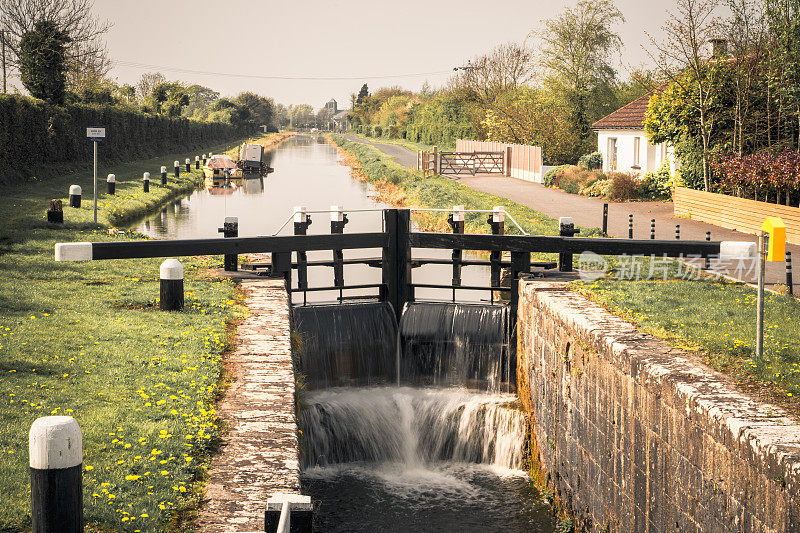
[648,0,720,191]
[136,71,165,102]
[449,42,536,107]
[0,0,110,78]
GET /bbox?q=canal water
[135,135,556,532]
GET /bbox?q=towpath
[344,134,798,289]
[200,277,300,532]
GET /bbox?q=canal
[135,135,556,532]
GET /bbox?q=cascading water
[399,302,512,391]
[296,302,555,532]
[299,387,526,469]
[292,302,397,388]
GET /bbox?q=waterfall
[399,302,512,392]
[292,302,398,389]
[299,387,527,471]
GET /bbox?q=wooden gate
[434,151,505,176]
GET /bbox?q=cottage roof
[591,93,653,131]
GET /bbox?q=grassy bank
[331,133,800,412]
[350,133,439,153]
[0,135,300,529]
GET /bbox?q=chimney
[709,38,727,57]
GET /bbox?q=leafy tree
[18,20,70,104]
[538,0,625,149]
[356,83,369,105]
[145,81,189,116]
[235,92,274,129]
[136,72,165,103]
[182,84,219,120]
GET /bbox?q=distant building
[324,99,338,115]
[332,110,350,133]
[591,89,674,177]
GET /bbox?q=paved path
[200,277,300,532]
[344,134,418,168]
[344,134,798,289]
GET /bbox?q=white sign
[86,127,106,141]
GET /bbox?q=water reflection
[134,135,493,304]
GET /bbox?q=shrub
[606,172,641,201]
[640,160,672,200]
[581,177,611,197]
[372,125,383,137]
[578,151,603,170]
[543,164,570,186]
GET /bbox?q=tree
[136,72,165,103]
[356,83,369,105]
[450,42,535,107]
[538,0,625,146]
[18,20,70,103]
[235,92,274,129]
[145,81,189,116]
[182,84,220,120]
[0,0,110,81]
[648,0,720,191]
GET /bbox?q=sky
[87,0,668,109]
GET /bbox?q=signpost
[756,217,786,359]
[86,128,106,223]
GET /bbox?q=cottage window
[607,138,618,171]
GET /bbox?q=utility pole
[1,30,7,94]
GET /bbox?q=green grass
[577,271,800,404]
[333,133,800,411]
[350,133,441,153]
[0,139,257,530]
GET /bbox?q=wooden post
[1,30,6,94]
[505,146,512,177]
[433,146,439,175]
[330,205,348,295]
[30,416,83,533]
[47,200,63,224]
[382,209,411,323]
[448,205,465,301]
[294,207,311,303]
[217,217,239,271]
[489,206,504,288]
[159,259,184,311]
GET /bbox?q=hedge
[0,95,247,184]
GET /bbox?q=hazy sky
[86,0,670,110]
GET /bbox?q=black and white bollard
[602,203,608,235]
[161,166,168,185]
[195,155,200,169]
[675,224,681,240]
[29,416,83,533]
[68,185,82,208]
[143,172,150,193]
[208,152,213,157]
[217,217,239,272]
[628,214,633,239]
[705,231,712,269]
[185,158,191,173]
[202,154,207,166]
[558,217,580,272]
[650,219,656,239]
[159,259,184,311]
[173,161,180,178]
[787,251,794,296]
[106,174,115,195]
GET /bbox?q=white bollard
[143,172,150,192]
[106,174,115,195]
[492,206,505,223]
[185,158,191,172]
[161,166,168,185]
[173,160,180,178]
[29,416,83,533]
[159,259,184,311]
[195,155,200,169]
[452,205,465,223]
[68,185,82,208]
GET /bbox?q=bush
[578,151,603,170]
[640,160,672,200]
[0,94,246,185]
[372,125,382,137]
[543,164,569,186]
[606,172,641,201]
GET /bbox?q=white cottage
[591,91,674,176]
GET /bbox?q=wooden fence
[456,140,543,182]
[673,186,800,245]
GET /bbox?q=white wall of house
[596,129,674,176]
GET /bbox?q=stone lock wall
[517,281,800,532]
